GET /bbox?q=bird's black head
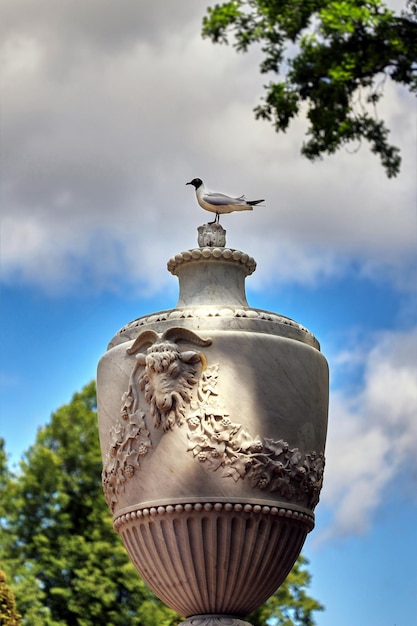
[186,178,203,189]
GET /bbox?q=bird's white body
[195,183,253,215]
[186,178,264,223]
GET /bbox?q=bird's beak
[186,181,192,185]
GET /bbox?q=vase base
[181,616,252,626]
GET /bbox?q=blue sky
[1,1,416,625]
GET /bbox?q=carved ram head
[127,328,212,431]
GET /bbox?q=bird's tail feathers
[247,199,265,206]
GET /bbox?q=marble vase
[96,223,329,626]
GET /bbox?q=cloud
[0,0,207,59]
[1,1,416,295]
[318,327,417,540]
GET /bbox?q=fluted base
[181,616,252,626]
[116,500,312,617]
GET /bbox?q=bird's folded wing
[203,192,245,206]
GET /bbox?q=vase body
[97,226,328,622]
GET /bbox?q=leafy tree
[202,0,417,176]
[0,438,52,626]
[0,383,323,625]
[0,570,22,626]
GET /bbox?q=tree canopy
[0,570,22,626]
[0,382,323,625]
[202,0,417,177]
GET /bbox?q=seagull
[186,178,264,223]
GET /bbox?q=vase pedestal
[181,617,252,626]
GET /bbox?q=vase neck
[167,247,256,308]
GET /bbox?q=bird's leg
[208,213,220,225]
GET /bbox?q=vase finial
[197,223,226,247]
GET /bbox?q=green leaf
[203,0,417,176]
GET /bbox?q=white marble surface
[96,233,329,621]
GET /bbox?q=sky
[0,1,416,624]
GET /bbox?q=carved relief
[167,247,257,277]
[102,328,212,509]
[110,305,316,350]
[102,362,153,510]
[187,363,325,509]
[103,330,324,511]
[127,328,212,431]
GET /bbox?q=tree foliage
[0,570,22,626]
[0,382,323,625]
[202,0,417,176]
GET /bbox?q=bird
[186,178,264,223]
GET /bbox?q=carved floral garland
[102,361,153,510]
[187,364,324,509]
[102,341,324,511]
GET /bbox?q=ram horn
[162,327,212,347]
[126,330,160,355]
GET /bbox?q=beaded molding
[109,306,318,349]
[113,501,315,532]
[167,248,257,276]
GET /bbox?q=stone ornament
[117,499,310,617]
[97,223,329,625]
[108,304,317,351]
[113,501,315,533]
[183,617,252,626]
[167,246,257,276]
[197,222,227,247]
[126,328,212,431]
[102,329,325,512]
[102,328,212,510]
